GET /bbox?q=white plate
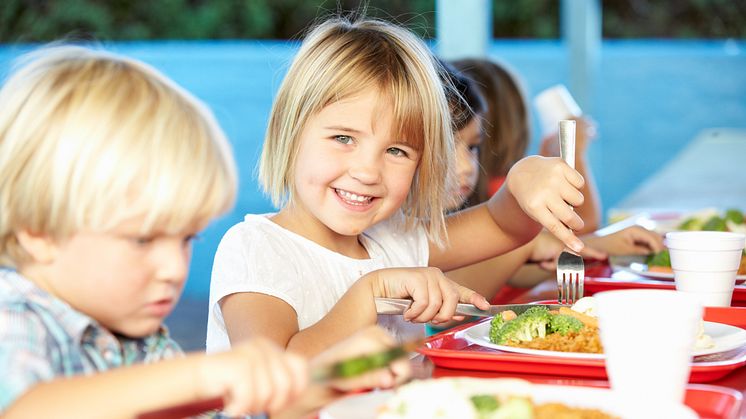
[610,254,746,284]
[460,320,746,359]
[319,380,698,419]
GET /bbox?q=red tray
[419,308,746,383]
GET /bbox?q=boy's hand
[370,267,490,324]
[311,325,411,391]
[198,337,308,416]
[506,155,585,252]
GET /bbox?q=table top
[613,127,746,215]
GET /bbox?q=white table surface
[611,128,746,219]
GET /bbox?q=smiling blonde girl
[208,17,587,357]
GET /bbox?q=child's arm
[432,155,586,272]
[4,338,307,418]
[221,267,488,358]
[540,116,602,233]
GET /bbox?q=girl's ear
[16,230,58,264]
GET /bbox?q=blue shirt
[0,268,183,411]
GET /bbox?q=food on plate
[488,299,603,353]
[488,297,713,353]
[646,208,746,275]
[377,378,617,419]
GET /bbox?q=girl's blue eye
[386,147,409,157]
[468,144,480,154]
[334,135,353,144]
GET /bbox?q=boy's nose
[154,241,190,284]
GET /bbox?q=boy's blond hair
[0,45,237,268]
[258,17,455,245]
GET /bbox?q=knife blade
[374,297,568,317]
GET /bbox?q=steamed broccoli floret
[702,215,727,231]
[725,208,744,225]
[678,217,703,230]
[646,249,671,267]
[489,314,506,343]
[548,314,584,335]
[491,398,533,419]
[470,395,533,419]
[471,395,500,415]
[490,307,551,345]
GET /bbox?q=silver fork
[556,120,585,305]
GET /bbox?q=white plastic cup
[533,84,582,136]
[665,231,746,307]
[596,289,702,404]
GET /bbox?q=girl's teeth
[337,189,371,203]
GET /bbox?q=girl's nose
[347,153,382,185]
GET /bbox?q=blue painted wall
[1,39,744,299]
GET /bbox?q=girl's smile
[334,188,376,210]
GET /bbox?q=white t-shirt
[206,213,430,353]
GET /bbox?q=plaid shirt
[0,268,183,412]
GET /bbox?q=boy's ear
[16,230,58,264]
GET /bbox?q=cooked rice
[507,326,604,353]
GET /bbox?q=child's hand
[198,337,308,416]
[369,267,490,324]
[585,226,665,256]
[312,325,411,391]
[506,155,585,252]
[529,231,607,270]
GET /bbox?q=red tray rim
[419,317,746,373]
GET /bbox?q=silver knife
[374,297,568,318]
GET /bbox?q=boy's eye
[386,147,408,157]
[132,236,154,246]
[183,234,200,246]
[333,135,353,144]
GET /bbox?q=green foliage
[1,0,743,42]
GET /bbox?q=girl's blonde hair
[453,58,530,204]
[259,17,455,245]
[0,45,237,268]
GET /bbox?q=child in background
[0,45,409,418]
[441,59,663,304]
[453,58,602,233]
[207,17,589,358]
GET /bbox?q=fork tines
[557,251,585,305]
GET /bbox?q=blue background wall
[1,39,744,300]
